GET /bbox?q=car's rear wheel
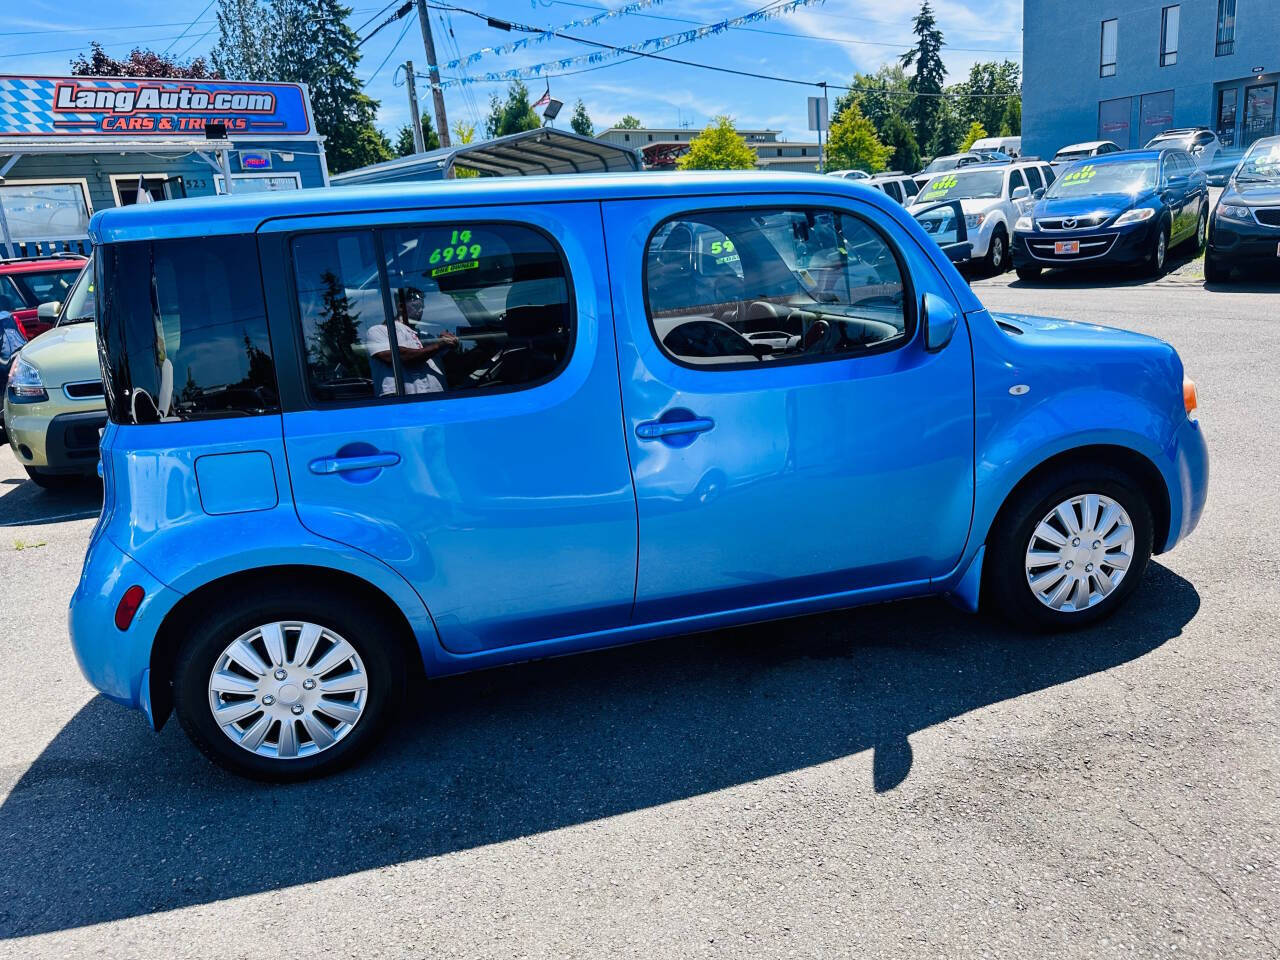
[1015,264,1042,282]
[174,587,402,781]
[984,227,1009,274]
[987,464,1153,631]
[1189,205,1208,251]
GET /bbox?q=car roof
[1080,149,1168,164]
[1152,127,1209,136]
[90,171,910,244]
[0,256,87,274]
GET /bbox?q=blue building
[0,74,329,258]
[1023,0,1280,158]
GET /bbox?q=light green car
[5,262,106,489]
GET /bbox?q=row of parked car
[831,132,1280,283]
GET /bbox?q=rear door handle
[635,417,715,440]
[309,452,401,475]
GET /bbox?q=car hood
[1229,180,1280,205]
[1034,191,1155,219]
[989,311,1165,349]
[17,322,102,385]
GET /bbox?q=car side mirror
[922,292,960,353]
[37,301,60,321]
[1032,187,1046,200]
[1011,185,1030,201]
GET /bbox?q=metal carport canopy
[330,127,642,185]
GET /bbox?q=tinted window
[1025,166,1043,191]
[902,178,920,197]
[291,223,571,403]
[0,278,23,313]
[1043,163,1057,184]
[1010,169,1027,192]
[884,181,903,202]
[11,268,82,307]
[97,236,278,424]
[646,208,909,368]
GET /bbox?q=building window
[214,173,303,194]
[1098,96,1133,147]
[1160,6,1179,66]
[0,180,92,243]
[1216,0,1236,56]
[1100,19,1118,77]
[1139,89,1176,146]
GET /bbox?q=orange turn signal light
[1183,377,1198,419]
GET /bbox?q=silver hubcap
[207,621,369,760]
[1198,214,1206,247]
[1156,231,1166,268]
[992,235,1004,267]
[1025,494,1135,613]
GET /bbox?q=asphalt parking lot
[0,268,1277,959]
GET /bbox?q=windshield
[917,170,1006,202]
[1045,160,1158,197]
[1148,134,1195,151]
[56,257,96,325]
[1054,149,1090,162]
[922,156,962,173]
[1236,140,1280,182]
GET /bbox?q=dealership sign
[0,75,312,137]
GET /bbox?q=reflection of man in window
[365,286,458,395]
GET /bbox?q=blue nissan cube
[71,172,1208,780]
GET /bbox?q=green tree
[570,99,594,137]
[485,80,541,139]
[677,116,757,171]
[957,60,1021,136]
[959,121,988,152]
[394,112,441,156]
[833,64,910,141]
[927,94,967,157]
[999,96,1022,137]
[616,114,642,129]
[268,0,390,173]
[880,113,920,173]
[452,121,479,178]
[212,0,271,80]
[900,1,946,157]
[825,102,890,174]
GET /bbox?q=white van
[970,136,1021,158]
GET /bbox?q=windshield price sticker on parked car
[709,238,739,266]
[1059,164,1098,187]
[429,229,483,277]
[921,174,959,202]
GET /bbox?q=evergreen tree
[927,95,967,157]
[570,99,594,137]
[958,60,1021,136]
[880,114,920,173]
[677,116,756,171]
[900,1,946,157]
[268,0,390,173]
[825,103,890,174]
[999,96,1022,137]
[485,81,541,139]
[833,64,910,142]
[212,0,271,80]
[394,112,441,156]
[616,114,642,129]
[959,121,988,152]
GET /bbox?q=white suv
[908,160,1056,273]
[1145,127,1222,169]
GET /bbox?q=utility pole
[404,61,425,153]
[414,0,451,147]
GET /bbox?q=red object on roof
[0,255,88,275]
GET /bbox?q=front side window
[1161,6,1180,66]
[291,223,571,404]
[1100,19,1118,77]
[1025,166,1043,191]
[97,236,278,424]
[645,208,908,368]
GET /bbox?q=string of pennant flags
[427,0,827,89]
[425,0,673,74]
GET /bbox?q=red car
[0,255,88,341]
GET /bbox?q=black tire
[986,463,1154,632]
[1186,204,1208,252]
[1015,264,1042,282]
[984,226,1009,274]
[24,467,80,491]
[1204,252,1229,284]
[1145,222,1170,277]
[173,586,403,782]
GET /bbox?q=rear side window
[97,236,278,424]
[645,208,910,368]
[290,222,571,404]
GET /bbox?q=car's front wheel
[1015,264,1042,282]
[987,464,1153,631]
[1204,252,1229,283]
[984,226,1009,274]
[1146,223,1170,277]
[174,587,402,781]
[24,467,80,491]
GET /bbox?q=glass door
[1217,87,1238,147]
[1244,84,1277,147]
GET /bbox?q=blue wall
[1024,0,1280,158]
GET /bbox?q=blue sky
[1,0,1023,143]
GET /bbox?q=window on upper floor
[1216,0,1236,56]
[1100,19,1118,77]
[1161,5,1179,66]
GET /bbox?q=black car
[1206,135,1280,283]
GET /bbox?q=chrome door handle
[635,417,715,440]
[309,452,401,475]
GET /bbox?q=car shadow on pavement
[999,247,1205,290]
[0,472,101,527]
[0,562,1199,939]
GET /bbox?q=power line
[366,13,416,82]
[161,0,219,56]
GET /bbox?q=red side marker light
[115,585,145,631]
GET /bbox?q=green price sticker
[1060,164,1098,187]
[428,228,483,268]
[921,174,959,201]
